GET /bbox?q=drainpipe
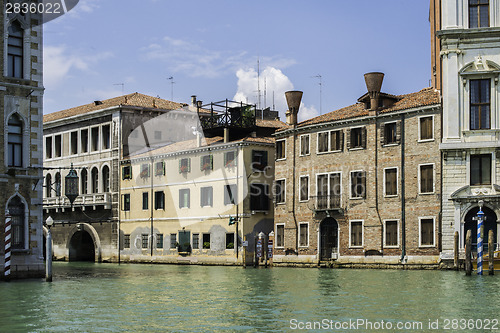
[375,114,383,253]
[400,114,406,262]
[150,157,154,257]
[118,109,122,264]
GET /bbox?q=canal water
[1,263,499,332]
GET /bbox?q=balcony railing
[43,193,112,209]
[311,195,341,211]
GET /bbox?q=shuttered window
[350,171,366,199]
[385,168,398,196]
[420,165,434,193]
[350,221,363,247]
[385,220,398,247]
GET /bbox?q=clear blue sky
[43,0,432,121]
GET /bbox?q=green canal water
[1,263,499,332]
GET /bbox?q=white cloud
[142,36,295,79]
[298,103,319,122]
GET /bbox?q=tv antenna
[312,74,322,115]
[168,76,175,101]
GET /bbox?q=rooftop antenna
[257,58,261,110]
[168,76,175,101]
[113,83,124,95]
[264,77,267,109]
[311,74,322,115]
[272,91,275,111]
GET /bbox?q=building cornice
[437,27,500,40]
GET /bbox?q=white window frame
[44,135,53,160]
[275,223,285,248]
[101,122,112,151]
[418,163,435,194]
[349,170,365,200]
[316,171,342,204]
[299,134,310,156]
[417,115,434,142]
[276,139,286,161]
[299,175,310,202]
[382,121,398,146]
[383,219,400,248]
[298,222,309,247]
[275,178,286,205]
[316,130,330,155]
[348,126,365,151]
[418,216,436,248]
[383,167,398,198]
[349,219,364,248]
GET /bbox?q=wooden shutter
[361,127,367,149]
[346,129,351,149]
[380,123,386,145]
[395,120,401,144]
[361,171,366,198]
[339,131,344,151]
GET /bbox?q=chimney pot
[364,72,384,111]
[285,90,303,126]
[191,95,197,106]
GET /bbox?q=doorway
[320,217,338,260]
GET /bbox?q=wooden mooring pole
[454,231,459,270]
[489,230,494,276]
[465,229,472,276]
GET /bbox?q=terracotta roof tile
[43,92,188,123]
[297,88,440,128]
[256,118,288,129]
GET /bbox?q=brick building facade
[273,74,442,267]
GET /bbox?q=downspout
[375,114,383,254]
[400,114,406,262]
[292,128,298,251]
[150,157,154,257]
[118,108,122,264]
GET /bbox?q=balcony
[43,193,112,211]
[310,195,342,212]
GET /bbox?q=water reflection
[0,263,499,332]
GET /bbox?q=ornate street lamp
[65,163,79,206]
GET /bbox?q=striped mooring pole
[4,210,11,280]
[476,206,485,276]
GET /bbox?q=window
[299,176,309,201]
[224,151,236,167]
[124,234,130,249]
[91,167,99,193]
[179,189,190,208]
[348,127,365,149]
[226,233,235,249]
[101,166,110,192]
[179,158,190,173]
[45,174,52,198]
[299,223,309,247]
[142,234,148,249]
[318,130,343,153]
[317,173,341,209]
[252,150,268,171]
[142,192,149,210]
[70,131,78,155]
[203,234,211,249]
[122,165,132,180]
[45,137,53,159]
[250,184,269,211]
[156,234,164,249]
[200,155,213,171]
[81,129,88,153]
[9,196,25,249]
[91,127,99,151]
[54,173,61,196]
[318,132,329,153]
[420,164,434,194]
[275,179,285,204]
[469,0,489,28]
[276,140,286,160]
[155,161,165,176]
[170,234,177,249]
[102,124,111,150]
[200,187,213,207]
[470,79,490,130]
[276,224,284,248]
[300,135,310,156]
[80,169,87,194]
[7,114,23,167]
[54,134,62,158]
[330,130,342,151]
[123,194,130,211]
[383,122,397,145]
[140,164,150,178]
[419,116,433,141]
[350,171,366,199]
[155,191,165,210]
[384,168,398,196]
[224,184,237,205]
[7,21,23,78]
[420,218,435,246]
[350,221,363,247]
[193,233,199,249]
[384,220,398,247]
[470,154,491,185]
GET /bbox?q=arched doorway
[464,206,497,251]
[69,230,95,261]
[320,217,338,260]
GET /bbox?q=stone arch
[319,217,339,260]
[66,223,102,262]
[462,204,498,250]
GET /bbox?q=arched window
[54,172,61,197]
[45,173,52,198]
[81,169,88,194]
[102,165,110,192]
[7,21,23,78]
[7,114,23,167]
[91,167,98,193]
[8,196,25,249]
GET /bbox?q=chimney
[285,90,303,126]
[224,128,229,143]
[364,72,384,111]
[191,95,197,107]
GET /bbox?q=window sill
[348,147,365,151]
[275,158,286,162]
[349,246,363,249]
[418,138,434,143]
[299,199,309,203]
[419,245,435,248]
[419,191,435,195]
[349,196,364,200]
[317,150,342,155]
[299,153,310,157]
[383,245,399,249]
[382,143,399,147]
[276,202,286,205]
[384,194,398,198]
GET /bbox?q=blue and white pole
[476,202,485,276]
